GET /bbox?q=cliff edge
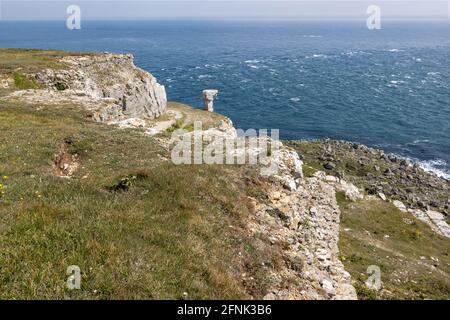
[2,49,167,122]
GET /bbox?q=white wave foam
[344,50,370,56]
[244,60,260,64]
[373,148,449,180]
[389,80,405,85]
[290,97,301,102]
[412,139,430,144]
[417,159,450,180]
[386,49,404,52]
[301,35,323,38]
[306,54,328,59]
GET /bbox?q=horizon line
[1,17,449,21]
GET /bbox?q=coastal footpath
[0,49,448,299]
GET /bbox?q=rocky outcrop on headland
[9,53,167,122]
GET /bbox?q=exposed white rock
[279,175,297,191]
[377,192,386,201]
[426,210,445,221]
[34,53,167,121]
[0,75,12,89]
[393,200,407,212]
[319,173,362,202]
[248,176,357,300]
[325,175,339,182]
[426,210,450,237]
[110,117,147,129]
[339,181,363,201]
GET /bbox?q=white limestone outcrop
[33,53,167,121]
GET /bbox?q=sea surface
[0,20,449,178]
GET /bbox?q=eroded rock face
[251,177,357,300]
[35,53,167,121]
[180,126,355,299]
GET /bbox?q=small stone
[393,200,407,212]
[378,192,386,201]
[321,279,336,296]
[270,191,281,201]
[323,162,336,170]
[263,293,277,300]
[325,175,338,182]
[281,175,297,191]
[426,210,444,221]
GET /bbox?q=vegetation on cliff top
[337,194,449,299]
[0,100,278,299]
[0,48,96,74]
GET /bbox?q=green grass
[337,196,450,299]
[166,118,184,133]
[302,165,318,178]
[168,102,228,130]
[0,48,96,75]
[0,101,275,299]
[12,72,40,90]
[160,102,230,137]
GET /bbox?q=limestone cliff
[19,52,167,121]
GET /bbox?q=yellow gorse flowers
[0,175,8,198]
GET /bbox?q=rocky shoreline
[286,139,450,235]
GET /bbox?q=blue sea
[0,20,449,178]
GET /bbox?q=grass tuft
[12,72,39,90]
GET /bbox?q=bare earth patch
[52,141,80,178]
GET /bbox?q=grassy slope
[337,194,449,299]
[288,142,450,299]
[0,100,276,299]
